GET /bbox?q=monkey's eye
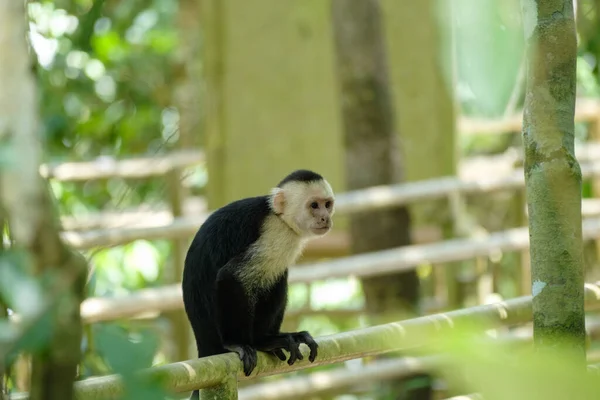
[325,201,331,208]
[310,202,318,209]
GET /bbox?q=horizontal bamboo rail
[11,283,600,400]
[33,98,599,184]
[60,197,208,231]
[78,216,600,324]
[39,149,204,182]
[59,153,600,251]
[458,96,600,135]
[332,155,600,216]
[287,216,600,283]
[443,394,482,400]
[56,141,600,234]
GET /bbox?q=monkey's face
[291,180,335,237]
[272,177,335,238]
[305,197,334,236]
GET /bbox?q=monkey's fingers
[270,349,287,361]
[286,344,302,366]
[283,336,303,366]
[293,331,319,363]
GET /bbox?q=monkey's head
[270,169,335,237]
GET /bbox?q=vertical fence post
[166,168,191,361]
[513,188,530,297]
[444,192,465,310]
[588,114,600,275]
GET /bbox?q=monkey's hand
[268,348,287,362]
[255,331,318,366]
[254,334,303,366]
[289,331,318,363]
[223,344,258,376]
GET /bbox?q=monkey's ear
[271,188,286,214]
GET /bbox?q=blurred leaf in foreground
[427,324,600,400]
[95,323,166,399]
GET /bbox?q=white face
[271,179,335,237]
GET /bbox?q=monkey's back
[182,195,272,356]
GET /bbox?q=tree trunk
[331,1,431,398]
[521,0,586,363]
[0,1,88,399]
[331,0,418,321]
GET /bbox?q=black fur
[182,192,319,399]
[277,169,323,187]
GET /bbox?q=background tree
[521,0,586,363]
[0,1,88,399]
[331,0,431,398]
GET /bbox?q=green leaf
[95,323,159,374]
[3,311,55,366]
[0,250,45,315]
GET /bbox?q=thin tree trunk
[0,2,88,399]
[331,0,418,321]
[331,1,431,398]
[520,0,586,363]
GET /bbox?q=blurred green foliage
[420,324,600,400]
[31,0,179,159]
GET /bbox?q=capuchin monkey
[182,169,335,398]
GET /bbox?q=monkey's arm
[252,272,319,365]
[215,264,257,376]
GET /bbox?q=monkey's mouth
[311,226,330,235]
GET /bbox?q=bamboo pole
[458,97,599,136]
[288,217,600,284]
[39,150,204,182]
[164,169,191,362]
[55,141,600,233]
[60,158,600,251]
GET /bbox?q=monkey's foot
[254,334,303,366]
[255,331,318,366]
[224,344,257,376]
[289,331,318,363]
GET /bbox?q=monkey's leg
[215,271,258,376]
